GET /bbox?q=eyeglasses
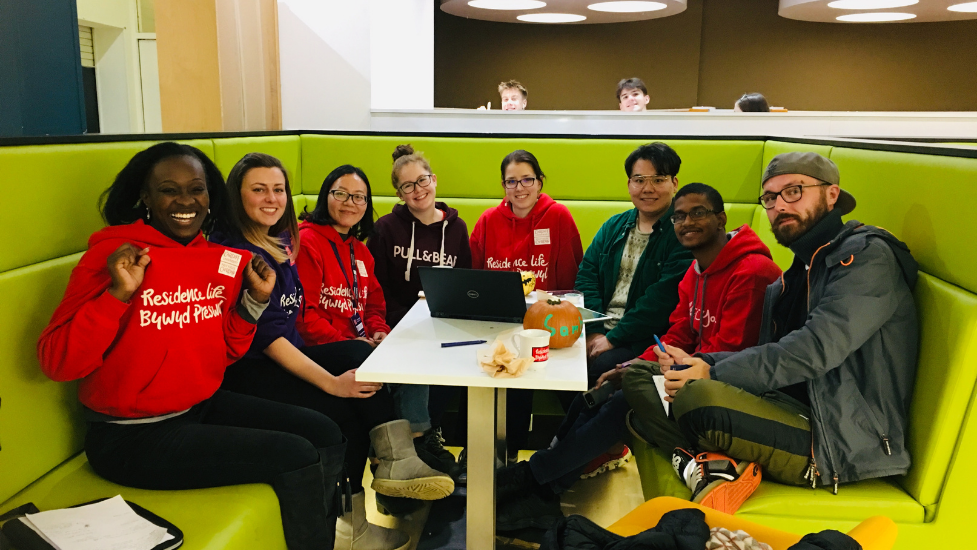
[758,183,829,210]
[503,177,539,189]
[628,175,672,188]
[670,208,721,225]
[399,174,434,195]
[329,189,368,206]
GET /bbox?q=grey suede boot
[336,490,410,550]
[370,419,455,500]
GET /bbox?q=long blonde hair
[222,153,299,264]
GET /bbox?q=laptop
[418,267,528,323]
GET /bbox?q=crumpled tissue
[478,339,532,378]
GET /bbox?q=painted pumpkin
[521,271,536,296]
[524,298,583,349]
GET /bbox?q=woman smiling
[37,143,347,550]
[213,155,453,550]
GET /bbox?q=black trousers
[221,340,395,493]
[86,390,346,550]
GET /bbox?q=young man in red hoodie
[494,183,781,531]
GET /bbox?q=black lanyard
[329,241,359,309]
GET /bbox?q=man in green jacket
[651,152,918,513]
[576,142,694,386]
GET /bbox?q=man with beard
[650,152,919,514]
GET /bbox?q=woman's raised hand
[243,253,276,303]
[107,243,151,303]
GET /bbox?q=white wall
[278,0,372,130]
[369,0,433,110]
[277,0,434,130]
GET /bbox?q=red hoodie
[37,220,255,418]
[469,193,583,291]
[638,225,781,360]
[296,221,390,344]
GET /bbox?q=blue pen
[655,334,691,370]
[653,334,667,354]
[441,339,487,348]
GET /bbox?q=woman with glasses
[470,149,584,458]
[366,144,472,486]
[368,144,472,327]
[470,149,583,291]
[213,155,453,550]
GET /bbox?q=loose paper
[653,374,670,411]
[23,495,169,550]
[478,339,532,378]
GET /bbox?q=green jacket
[575,207,694,354]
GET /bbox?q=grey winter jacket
[700,219,919,490]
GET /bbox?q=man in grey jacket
[635,152,919,512]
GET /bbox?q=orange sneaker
[688,452,762,514]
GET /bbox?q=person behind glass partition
[734,93,770,112]
[499,80,528,111]
[617,77,650,112]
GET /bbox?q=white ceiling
[439,0,688,24]
[780,0,977,23]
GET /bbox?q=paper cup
[515,328,551,369]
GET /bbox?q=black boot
[272,439,347,550]
[319,440,349,549]
[414,427,460,479]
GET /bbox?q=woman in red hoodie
[37,143,346,550]
[470,149,585,455]
[470,149,583,291]
[296,165,390,346]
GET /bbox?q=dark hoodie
[37,220,254,418]
[470,193,583,292]
[368,202,472,327]
[638,224,781,360]
[210,230,304,358]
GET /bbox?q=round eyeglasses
[759,183,829,210]
[399,174,433,195]
[329,189,368,205]
[502,177,538,189]
[670,208,721,225]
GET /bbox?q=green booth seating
[1,132,976,549]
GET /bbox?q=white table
[356,300,588,550]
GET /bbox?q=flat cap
[762,152,855,215]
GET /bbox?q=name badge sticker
[218,250,243,278]
[534,228,551,246]
[356,259,368,277]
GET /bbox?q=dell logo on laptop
[467,290,479,299]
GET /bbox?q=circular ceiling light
[827,0,917,8]
[948,2,977,12]
[517,12,587,22]
[467,0,546,9]
[588,1,668,12]
[836,11,916,20]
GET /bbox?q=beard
[771,193,830,247]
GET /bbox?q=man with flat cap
[624,152,919,512]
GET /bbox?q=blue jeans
[390,384,432,433]
[527,390,630,494]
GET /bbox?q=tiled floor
[360,447,646,550]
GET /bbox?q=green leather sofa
[1,132,974,548]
